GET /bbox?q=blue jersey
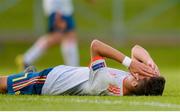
[7,68,53,95]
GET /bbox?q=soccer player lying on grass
[0,39,165,96]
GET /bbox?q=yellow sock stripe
[13,78,46,89]
[13,73,28,82]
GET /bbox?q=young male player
[1,40,165,96]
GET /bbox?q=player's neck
[123,87,128,95]
[123,78,133,95]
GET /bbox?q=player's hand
[129,59,156,79]
[146,60,160,76]
[55,13,67,31]
[57,20,66,30]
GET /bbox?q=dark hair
[133,76,166,96]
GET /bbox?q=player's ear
[131,80,138,87]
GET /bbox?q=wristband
[122,56,132,68]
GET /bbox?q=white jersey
[42,57,130,96]
[43,0,74,16]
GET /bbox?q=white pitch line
[3,97,180,109]
[64,98,180,109]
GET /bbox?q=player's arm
[131,45,160,75]
[90,39,156,77]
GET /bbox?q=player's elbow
[91,39,100,51]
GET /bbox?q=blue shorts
[48,12,75,33]
[7,68,53,95]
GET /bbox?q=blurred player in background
[16,0,94,69]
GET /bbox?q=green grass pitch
[0,42,180,110]
[0,0,180,110]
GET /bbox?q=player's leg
[60,15,79,66]
[16,12,64,70]
[0,76,7,94]
[23,32,62,65]
[61,31,79,66]
[22,35,49,68]
[16,32,63,70]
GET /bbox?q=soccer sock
[24,37,48,65]
[61,41,79,66]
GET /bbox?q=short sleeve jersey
[41,56,130,96]
[86,56,130,96]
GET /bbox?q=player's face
[123,75,138,93]
[125,75,150,90]
[125,75,138,87]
